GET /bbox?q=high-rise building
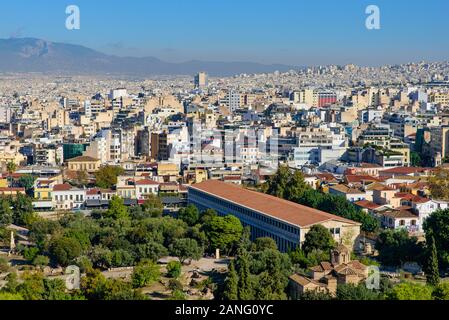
[224,90,241,112]
[194,72,208,88]
[0,106,12,124]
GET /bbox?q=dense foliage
[264,167,379,232]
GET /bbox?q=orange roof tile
[191,180,360,228]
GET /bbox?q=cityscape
[1,0,449,305]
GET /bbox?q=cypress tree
[223,260,238,300]
[426,236,440,287]
[237,250,253,300]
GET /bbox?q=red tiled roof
[67,156,99,162]
[0,187,25,192]
[411,195,430,204]
[135,179,160,186]
[86,189,101,195]
[53,184,72,191]
[395,192,430,203]
[354,200,382,210]
[191,180,360,228]
[380,167,432,175]
[1,173,23,179]
[345,175,380,184]
[315,173,337,181]
[223,176,241,181]
[395,192,414,200]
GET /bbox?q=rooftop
[190,180,360,228]
[66,156,99,162]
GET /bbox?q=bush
[168,279,183,291]
[75,256,93,273]
[169,290,186,300]
[0,257,10,273]
[32,255,50,267]
[23,247,40,262]
[387,282,433,300]
[49,237,82,267]
[131,261,161,288]
[166,260,182,278]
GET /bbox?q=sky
[0,0,448,66]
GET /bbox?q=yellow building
[157,163,179,177]
[0,177,8,188]
[33,179,58,200]
[0,187,26,197]
[66,156,101,173]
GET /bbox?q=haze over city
[0,0,448,66]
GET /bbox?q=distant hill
[0,38,297,76]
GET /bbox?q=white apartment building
[292,126,347,167]
[52,184,86,210]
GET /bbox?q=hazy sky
[0,0,448,66]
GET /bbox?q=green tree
[410,151,423,167]
[252,237,278,252]
[166,260,182,278]
[266,166,309,201]
[336,284,381,300]
[142,194,163,218]
[103,279,146,300]
[168,279,183,292]
[94,166,124,189]
[23,247,39,262]
[131,260,161,288]
[0,292,23,300]
[32,255,50,268]
[236,249,253,300]
[425,236,440,287]
[387,282,433,300]
[81,268,146,300]
[104,196,129,220]
[169,289,187,300]
[375,229,423,267]
[6,161,17,174]
[80,268,108,300]
[15,271,46,300]
[43,278,74,300]
[49,237,82,267]
[89,246,113,269]
[429,168,449,200]
[299,290,333,300]
[223,260,238,300]
[285,170,310,201]
[3,272,19,293]
[0,256,9,273]
[18,175,36,195]
[206,215,243,254]
[178,205,200,226]
[169,238,203,264]
[265,166,290,198]
[12,194,36,227]
[0,198,13,227]
[200,209,217,225]
[75,170,89,187]
[433,282,449,300]
[302,225,336,254]
[253,250,290,300]
[423,209,449,269]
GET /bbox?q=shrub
[166,261,182,278]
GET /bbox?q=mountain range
[0,38,297,77]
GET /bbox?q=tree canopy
[302,225,336,254]
[94,166,124,189]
